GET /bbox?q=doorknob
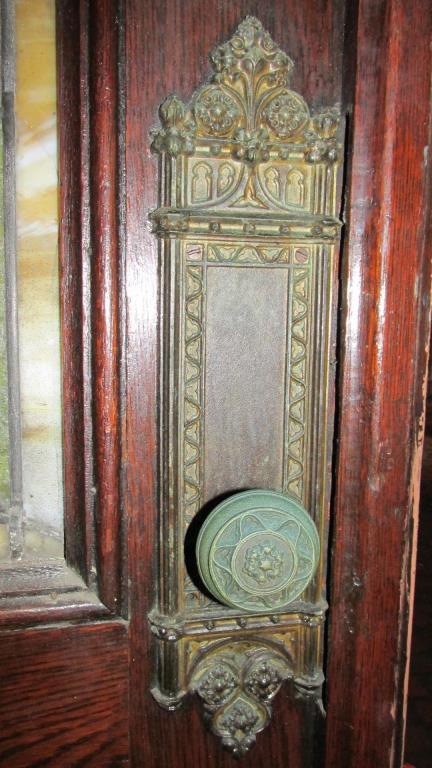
[196,490,320,612]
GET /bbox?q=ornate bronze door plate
[149,16,343,756]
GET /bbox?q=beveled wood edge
[55,0,125,617]
[57,0,91,583]
[0,560,114,627]
[0,557,82,596]
[0,591,113,628]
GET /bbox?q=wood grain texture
[57,0,93,581]
[325,0,432,766]
[89,0,123,612]
[123,2,344,765]
[0,623,129,767]
[58,0,126,614]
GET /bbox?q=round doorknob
[196,490,320,613]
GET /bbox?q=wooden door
[0,1,431,767]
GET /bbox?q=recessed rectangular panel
[204,266,288,503]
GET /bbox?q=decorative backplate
[149,17,343,755]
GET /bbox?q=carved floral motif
[151,95,195,157]
[191,644,292,756]
[195,88,240,136]
[244,660,282,701]
[232,128,270,164]
[243,543,285,585]
[211,15,293,80]
[218,700,261,756]
[197,664,238,707]
[305,139,338,164]
[263,92,309,138]
[206,507,317,612]
[312,106,340,139]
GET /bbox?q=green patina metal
[196,490,320,612]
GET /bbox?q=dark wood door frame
[0,1,430,766]
[326,1,432,765]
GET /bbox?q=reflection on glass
[0,0,63,561]
[0,129,10,559]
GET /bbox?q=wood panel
[123,2,345,765]
[0,622,129,767]
[325,0,432,765]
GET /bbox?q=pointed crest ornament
[151,17,341,216]
[152,16,340,165]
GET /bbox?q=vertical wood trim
[89,0,122,611]
[325,0,432,765]
[57,0,94,580]
[58,0,123,611]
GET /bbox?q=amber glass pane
[0,0,63,561]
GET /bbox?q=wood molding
[325,0,432,765]
[0,0,125,624]
[57,0,92,582]
[89,0,124,614]
[58,0,124,611]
